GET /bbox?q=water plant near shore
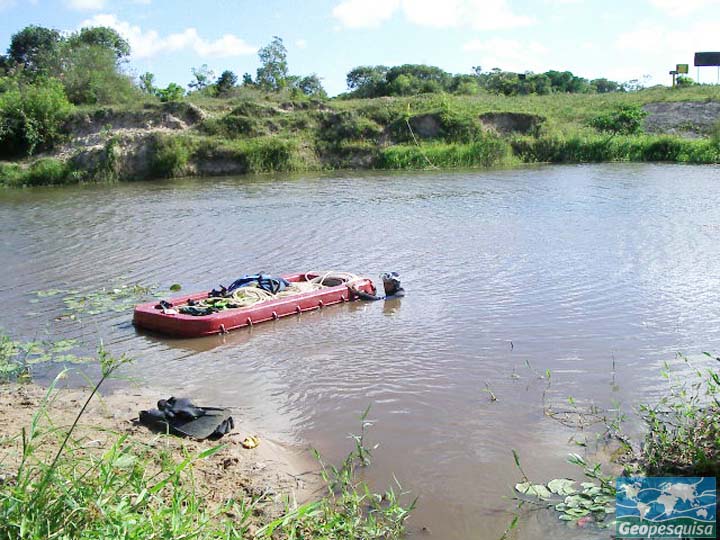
[507,352,720,535]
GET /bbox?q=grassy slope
[3,85,720,186]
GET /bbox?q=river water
[2,163,720,539]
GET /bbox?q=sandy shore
[0,381,322,526]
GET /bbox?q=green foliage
[510,134,720,164]
[378,139,511,169]
[61,45,138,105]
[639,354,720,476]
[33,280,176,319]
[156,82,185,102]
[589,105,647,135]
[23,158,73,185]
[675,75,696,88]
[189,64,214,92]
[66,26,130,60]
[138,72,156,94]
[0,333,91,380]
[258,406,413,539]
[294,73,327,97]
[513,453,616,529]
[344,64,622,98]
[150,134,194,177]
[215,70,238,95]
[7,25,63,77]
[256,36,288,91]
[318,110,383,144]
[0,78,72,157]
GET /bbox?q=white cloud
[332,0,399,28]
[295,38,307,49]
[332,0,532,30]
[463,38,548,72]
[66,0,106,10]
[614,21,718,84]
[80,14,256,58]
[648,0,716,16]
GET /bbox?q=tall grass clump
[150,134,195,178]
[0,158,75,187]
[639,354,720,476]
[378,137,512,170]
[259,406,415,539]
[511,134,720,164]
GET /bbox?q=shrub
[318,111,383,144]
[156,83,185,103]
[0,78,73,157]
[150,135,194,177]
[0,158,74,186]
[589,105,647,136]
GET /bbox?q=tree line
[344,64,637,98]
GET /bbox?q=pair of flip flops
[139,397,234,440]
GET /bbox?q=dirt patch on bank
[479,112,544,135]
[0,382,320,524]
[643,100,720,138]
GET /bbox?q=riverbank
[1,86,720,187]
[0,380,319,532]
[0,376,414,538]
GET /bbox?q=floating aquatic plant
[0,334,93,381]
[512,451,616,529]
[34,281,181,317]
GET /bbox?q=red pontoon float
[133,272,376,338]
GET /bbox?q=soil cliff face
[643,101,720,138]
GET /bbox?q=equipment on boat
[133,271,378,338]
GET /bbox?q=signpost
[694,52,720,83]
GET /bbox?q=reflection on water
[2,163,720,539]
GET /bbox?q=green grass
[0,158,76,187]
[4,85,720,185]
[639,354,720,476]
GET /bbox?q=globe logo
[616,477,716,538]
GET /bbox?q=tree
[189,64,214,92]
[215,70,238,95]
[346,65,388,97]
[591,78,619,94]
[67,27,130,60]
[7,25,63,77]
[156,83,185,102]
[62,44,136,105]
[139,72,156,94]
[256,36,288,91]
[241,72,254,86]
[295,74,326,97]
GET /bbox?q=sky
[1,0,719,95]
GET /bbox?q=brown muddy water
[2,163,720,539]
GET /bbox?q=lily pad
[548,478,577,496]
[515,482,552,500]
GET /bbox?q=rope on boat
[178,271,363,315]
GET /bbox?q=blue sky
[1,0,719,95]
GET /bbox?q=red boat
[133,272,376,338]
